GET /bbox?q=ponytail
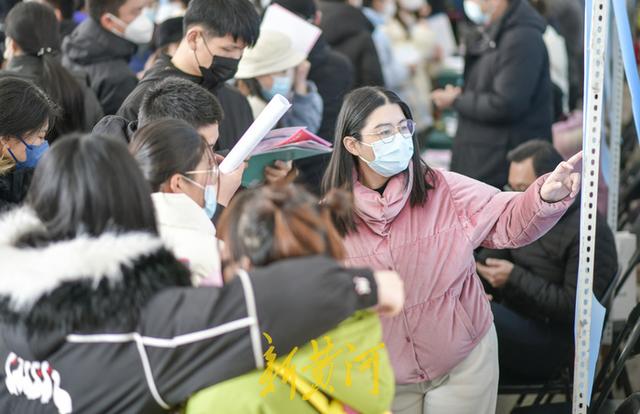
[40,52,86,139]
[4,2,88,142]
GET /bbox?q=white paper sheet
[426,13,457,57]
[261,3,322,56]
[219,94,292,174]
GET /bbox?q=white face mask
[463,0,490,25]
[108,13,155,44]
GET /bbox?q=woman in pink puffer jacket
[322,87,582,414]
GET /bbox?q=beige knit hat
[235,30,306,79]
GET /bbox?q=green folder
[242,146,331,187]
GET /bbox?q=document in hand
[261,3,322,56]
[242,127,332,187]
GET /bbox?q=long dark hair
[321,86,434,235]
[5,2,87,141]
[25,133,158,243]
[129,119,210,192]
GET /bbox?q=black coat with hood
[293,34,354,195]
[62,18,138,116]
[318,0,384,88]
[307,34,354,141]
[450,0,553,189]
[117,54,254,152]
[0,207,379,413]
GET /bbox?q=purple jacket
[344,168,574,384]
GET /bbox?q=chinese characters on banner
[259,332,386,401]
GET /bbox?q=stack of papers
[242,127,332,186]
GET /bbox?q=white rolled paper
[219,94,292,174]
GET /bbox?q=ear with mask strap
[194,33,240,90]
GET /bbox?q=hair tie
[37,47,53,57]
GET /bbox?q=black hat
[155,16,184,50]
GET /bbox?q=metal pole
[608,21,624,232]
[573,0,610,412]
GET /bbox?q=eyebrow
[372,120,407,129]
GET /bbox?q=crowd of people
[0,0,623,413]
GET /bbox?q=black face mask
[195,35,240,90]
[199,55,240,90]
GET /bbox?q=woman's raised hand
[540,152,582,203]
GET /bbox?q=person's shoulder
[215,84,252,111]
[215,83,248,100]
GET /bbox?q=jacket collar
[353,165,413,236]
[152,192,216,235]
[0,208,191,358]
[62,18,137,65]
[6,55,43,76]
[465,0,545,56]
[0,207,166,314]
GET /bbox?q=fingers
[273,160,293,170]
[476,263,492,278]
[485,258,504,266]
[264,167,287,184]
[566,151,583,168]
[570,172,581,197]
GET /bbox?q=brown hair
[217,183,349,266]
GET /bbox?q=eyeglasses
[354,119,416,143]
[185,166,219,187]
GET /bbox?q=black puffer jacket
[117,54,254,152]
[0,168,33,213]
[478,201,618,327]
[451,0,553,189]
[62,18,138,116]
[319,0,384,88]
[0,207,379,413]
[92,115,137,143]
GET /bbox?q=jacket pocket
[454,298,477,340]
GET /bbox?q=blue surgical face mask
[183,176,218,219]
[464,0,490,25]
[262,75,293,101]
[7,138,49,170]
[359,133,414,177]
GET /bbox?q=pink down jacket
[344,168,575,384]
